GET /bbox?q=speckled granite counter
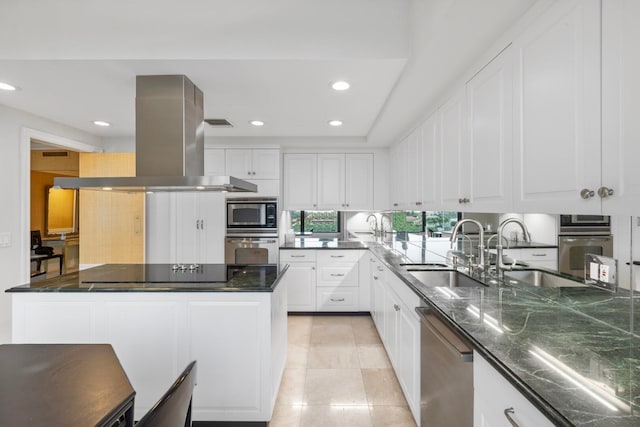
[6,264,284,292]
[366,244,640,426]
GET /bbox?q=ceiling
[0,0,536,148]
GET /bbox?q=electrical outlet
[0,232,11,248]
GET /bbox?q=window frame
[294,210,342,235]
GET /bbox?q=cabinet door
[175,192,200,264]
[467,46,513,213]
[420,114,440,210]
[251,149,280,179]
[384,289,400,366]
[225,149,253,179]
[345,153,374,211]
[397,304,420,423]
[371,269,386,341]
[281,262,316,312]
[145,193,176,263]
[197,192,225,264]
[406,128,423,209]
[439,89,469,211]
[474,351,554,427]
[512,0,601,214]
[390,139,409,210]
[283,154,317,210]
[204,149,226,176]
[602,0,640,215]
[317,154,346,210]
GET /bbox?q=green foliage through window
[290,211,340,234]
[391,211,459,234]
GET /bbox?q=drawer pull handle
[393,304,400,312]
[330,298,345,302]
[330,273,345,277]
[531,254,547,257]
[290,255,306,258]
[330,255,345,258]
[373,275,379,280]
[376,266,384,272]
[504,408,519,427]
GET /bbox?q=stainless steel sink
[407,270,487,288]
[504,270,587,288]
[401,262,449,268]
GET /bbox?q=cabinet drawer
[317,265,359,286]
[316,288,359,311]
[317,250,362,264]
[503,248,557,261]
[280,250,316,262]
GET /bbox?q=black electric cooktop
[79,264,244,284]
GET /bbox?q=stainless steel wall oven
[558,215,613,278]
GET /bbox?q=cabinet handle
[330,298,345,302]
[248,171,252,175]
[393,203,399,207]
[252,171,256,175]
[531,253,547,257]
[330,255,345,258]
[311,267,315,270]
[134,215,142,235]
[313,204,317,207]
[580,188,595,199]
[200,219,204,230]
[503,408,519,427]
[597,187,614,198]
[330,273,345,277]
[346,203,349,207]
[415,201,422,206]
[458,197,470,204]
[377,266,384,272]
[394,304,400,312]
[373,275,379,280]
[196,220,200,230]
[291,255,306,258]
[370,258,376,262]
[341,204,345,207]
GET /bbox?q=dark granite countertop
[6,264,285,292]
[280,238,368,250]
[366,244,640,426]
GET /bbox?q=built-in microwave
[559,214,611,234]
[226,197,277,235]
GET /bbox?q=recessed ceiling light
[93,120,111,127]
[0,82,17,91]
[331,81,350,91]
[250,120,265,127]
[328,120,343,127]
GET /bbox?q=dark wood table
[0,344,135,427]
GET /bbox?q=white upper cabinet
[406,128,423,210]
[317,154,346,210]
[204,148,225,176]
[420,115,440,211]
[512,0,601,214]
[283,154,318,210]
[390,139,409,210]
[345,153,374,211]
[439,88,469,211]
[225,149,280,180]
[601,0,640,215]
[283,153,374,211]
[466,45,514,213]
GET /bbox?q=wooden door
[79,153,144,265]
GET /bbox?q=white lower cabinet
[11,288,287,423]
[474,351,553,427]
[369,254,421,425]
[503,247,557,270]
[280,249,367,312]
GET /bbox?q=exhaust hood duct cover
[54,75,256,193]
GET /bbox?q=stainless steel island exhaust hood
[54,75,257,193]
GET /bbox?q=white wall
[0,103,103,343]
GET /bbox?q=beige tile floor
[270,314,417,427]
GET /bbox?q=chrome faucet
[449,219,484,274]
[485,234,510,271]
[366,214,379,236]
[496,218,532,277]
[380,214,392,235]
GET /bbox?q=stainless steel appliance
[226,197,277,235]
[225,236,278,265]
[558,215,613,278]
[416,306,473,427]
[55,75,256,193]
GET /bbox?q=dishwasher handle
[416,307,473,363]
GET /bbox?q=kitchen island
[7,264,288,425]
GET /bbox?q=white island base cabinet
[474,351,554,427]
[11,287,287,424]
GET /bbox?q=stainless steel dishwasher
[416,306,474,427]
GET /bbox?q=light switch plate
[0,232,11,248]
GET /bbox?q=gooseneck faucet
[496,218,532,277]
[449,219,484,274]
[366,214,379,236]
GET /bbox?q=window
[391,211,459,235]
[290,211,340,234]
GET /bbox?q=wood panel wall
[30,171,56,234]
[79,153,145,264]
